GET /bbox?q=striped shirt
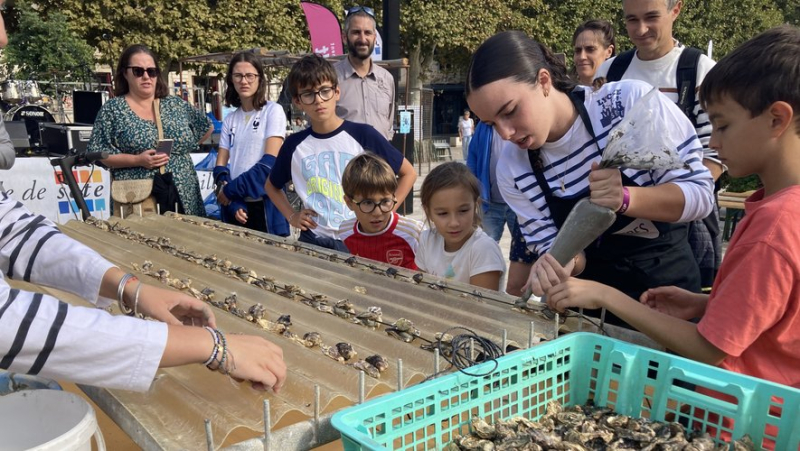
[498,80,715,256]
[339,212,423,270]
[0,193,166,391]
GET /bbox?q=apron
[528,89,701,326]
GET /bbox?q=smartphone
[155,139,174,156]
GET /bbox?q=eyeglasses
[232,73,259,83]
[298,87,335,105]
[350,197,396,214]
[127,66,159,78]
[346,5,375,17]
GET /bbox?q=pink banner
[300,2,343,57]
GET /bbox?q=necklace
[543,135,573,192]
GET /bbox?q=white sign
[1,154,215,224]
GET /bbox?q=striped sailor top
[497,80,715,257]
[0,193,167,391]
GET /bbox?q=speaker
[4,120,31,150]
[73,91,108,125]
[39,123,93,156]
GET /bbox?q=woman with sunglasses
[213,52,288,236]
[87,44,213,217]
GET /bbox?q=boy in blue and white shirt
[263,55,416,251]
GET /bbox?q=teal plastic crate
[331,332,800,450]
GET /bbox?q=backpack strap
[676,47,702,127]
[605,49,635,82]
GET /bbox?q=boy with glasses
[262,54,416,252]
[339,153,423,269]
[334,5,396,140]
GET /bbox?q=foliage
[4,0,95,81]
[720,174,762,193]
[22,0,348,72]
[2,0,791,91]
[675,0,785,58]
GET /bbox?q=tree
[4,0,95,81]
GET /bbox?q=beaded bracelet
[203,326,222,367]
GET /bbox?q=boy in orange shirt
[546,25,800,390]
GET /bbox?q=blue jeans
[462,135,472,161]
[299,229,349,253]
[482,201,517,241]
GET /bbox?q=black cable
[429,326,504,379]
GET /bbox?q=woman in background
[88,44,213,216]
[573,19,616,86]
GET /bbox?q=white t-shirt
[219,101,287,178]
[458,117,474,137]
[415,227,506,290]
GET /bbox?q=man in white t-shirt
[457,109,474,162]
[594,0,723,292]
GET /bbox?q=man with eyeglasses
[334,6,396,140]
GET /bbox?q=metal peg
[313,384,320,444]
[554,313,560,339]
[263,399,271,451]
[501,329,508,355]
[204,419,214,451]
[433,348,440,375]
[528,321,536,348]
[578,307,584,332]
[397,358,404,391]
[358,371,365,404]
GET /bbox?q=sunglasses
[346,5,375,17]
[127,66,159,78]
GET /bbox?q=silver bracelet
[117,273,135,315]
[130,281,142,317]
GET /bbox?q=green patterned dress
[87,95,211,216]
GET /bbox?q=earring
[544,88,550,98]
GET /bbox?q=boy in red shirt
[339,153,423,269]
[545,25,800,390]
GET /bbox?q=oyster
[302,332,322,348]
[256,319,287,333]
[248,303,267,320]
[277,314,292,327]
[335,342,357,361]
[365,354,389,373]
[354,286,367,294]
[333,299,356,319]
[353,306,382,328]
[320,344,345,363]
[349,360,380,378]
[412,273,424,284]
[223,293,238,311]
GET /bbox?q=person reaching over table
[0,137,286,391]
[466,31,714,326]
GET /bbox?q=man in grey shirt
[334,6,395,140]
